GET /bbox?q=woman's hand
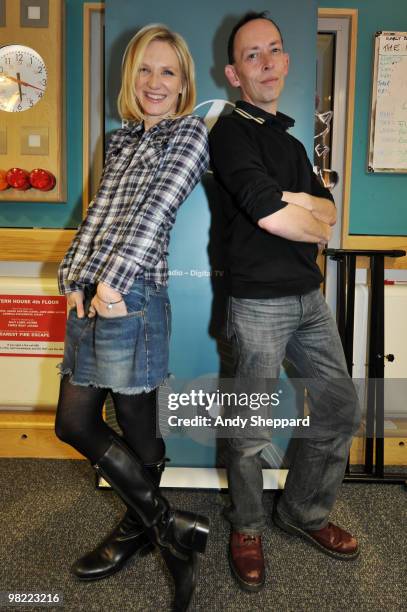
[96,281,122,303]
[66,290,85,318]
[88,282,128,318]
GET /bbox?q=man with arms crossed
[209,12,361,591]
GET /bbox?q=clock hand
[18,78,45,92]
[3,74,45,92]
[16,72,23,102]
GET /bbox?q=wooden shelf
[350,426,407,466]
[0,410,405,465]
[0,228,76,262]
[0,410,83,459]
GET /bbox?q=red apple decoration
[29,168,56,191]
[6,168,31,190]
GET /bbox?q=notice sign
[0,295,67,357]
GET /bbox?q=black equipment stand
[325,248,406,485]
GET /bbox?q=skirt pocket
[60,308,93,376]
[92,312,148,390]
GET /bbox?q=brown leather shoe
[273,505,359,560]
[229,531,265,592]
[307,522,359,557]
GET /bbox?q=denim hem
[229,525,265,536]
[57,365,168,396]
[276,503,329,532]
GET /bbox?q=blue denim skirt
[59,279,171,394]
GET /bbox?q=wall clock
[0,0,65,202]
[0,44,47,113]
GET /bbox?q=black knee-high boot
[71,457,166,581]
[91,436,209,612]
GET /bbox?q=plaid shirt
[58,115,209,295]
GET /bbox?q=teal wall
[319,0,407,235]
[0,0,96,229]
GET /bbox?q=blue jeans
[226,289,361,533]
[60,279,171,394]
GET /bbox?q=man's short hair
[227,11,284,64]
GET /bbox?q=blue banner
[105,0,318,467]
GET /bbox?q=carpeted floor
[0,459,406,612]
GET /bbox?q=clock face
[0,45,48,112]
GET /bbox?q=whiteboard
[368,31,407,173]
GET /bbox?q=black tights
[55,375,165,465]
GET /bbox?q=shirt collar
[234,100,295,131]
[125,117,177,141]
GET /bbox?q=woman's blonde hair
[118,24,196,122]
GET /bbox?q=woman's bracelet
[96,293,124,310]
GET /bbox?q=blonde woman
[55,24,209,611]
